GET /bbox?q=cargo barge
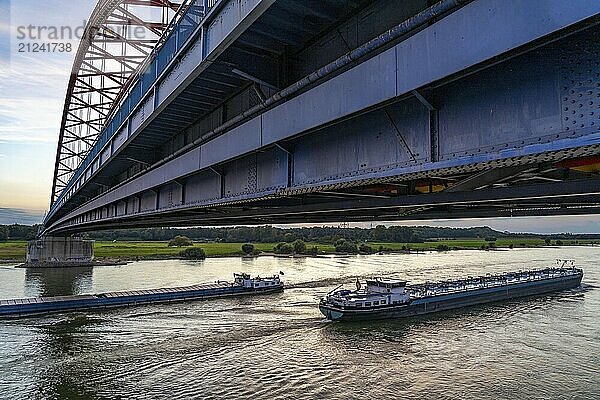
[0,273,282,318]
[319,262,583,321]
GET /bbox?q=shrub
[436,244,450,252]
[544,238,551,245]
[275,242,294,254]
[179,247,206,260]
[556,240,564,246]
[168,235,193,247]
[484,237,497,242]
[508,243,514,249]
[292,239,307,254]
[335,239,358,254]
[241,243,255,255]
[359,243,374,254]
[307,246,318,256]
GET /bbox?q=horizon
[1,206,599,235]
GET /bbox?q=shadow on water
[24,267,93,297]
[32,314,112,400]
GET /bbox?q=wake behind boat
[319,260,583,321]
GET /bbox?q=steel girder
[43,0,600,235]
[50,0,187,204]
[45,177,600,234]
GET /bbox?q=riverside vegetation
[0,236,597,262]
[0,224,598,261]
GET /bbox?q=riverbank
[0,238,595,262]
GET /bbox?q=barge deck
[320,264,583,321]
[0,274,283,318]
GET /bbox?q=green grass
[0,238,593,261]
[370,238,545,250]
[369,238,593,251]
[0,241,27,260]
[95,241,334,259]
[95,241,270,259]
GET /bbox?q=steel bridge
[43,0,600,235]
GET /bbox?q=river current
[0,247,598,399]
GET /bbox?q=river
[0,247,598,399]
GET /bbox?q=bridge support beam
[24,237,94,268]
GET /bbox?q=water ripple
[0,248,598,399]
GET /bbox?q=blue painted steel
[49,0,273,220]
[49,0,214,216]
[46,0,600,231]
[395,0,600,95]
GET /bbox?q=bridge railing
[48,0,222,219]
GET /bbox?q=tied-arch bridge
[29,0,600,263]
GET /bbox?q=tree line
[2,223,599,243]
[85,225,498,243]
[0,224,39,241]
[84,225,600,243]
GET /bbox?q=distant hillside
[84,225,600,243]
[2,223,599,243]
[0,208,44,225]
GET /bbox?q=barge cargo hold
[0,273,282,318]
[320,263,583,321]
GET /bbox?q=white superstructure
[234,273,282,289]
[324,278,411,309]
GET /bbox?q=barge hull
[320,274,582,321]
[0,284,283,318]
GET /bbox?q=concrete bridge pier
[24,236,94,268]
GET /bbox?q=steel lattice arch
[51,0,186,203]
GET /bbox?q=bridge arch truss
[51,0,189,204]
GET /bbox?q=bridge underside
[45,0,600,235]
[49,171,600,233]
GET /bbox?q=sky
[0,0,598,232]
[0,0,95,214]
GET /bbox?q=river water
[0,247,598,399]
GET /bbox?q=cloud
[0,56,70,144]
[0,0,95,212]
[0,207,44,225]
[0,96,64,143]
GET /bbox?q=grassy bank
[0,238,594,262]
[370,238,552,250]
[0,241,27,260]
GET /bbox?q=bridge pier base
[23,236,95,268]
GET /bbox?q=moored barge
[0,273,282,318]
[320,261,583,321]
